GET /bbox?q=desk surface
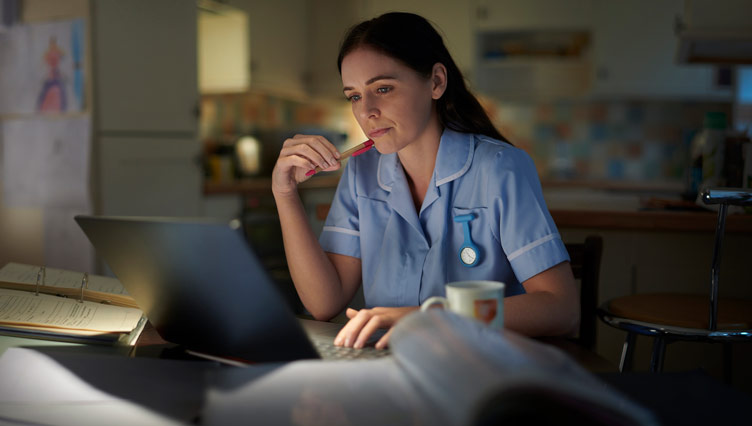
[0,320,616,373]
[11,319,752,426]
[131,321,618,373]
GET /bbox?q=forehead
[341,47,413,87]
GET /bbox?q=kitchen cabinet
[470,0,594,100]
[307,0,358,99]
[198,4,250,94]
[471,0,594,31]
[99,137,202,216]
[590,0,732,99]
[359,0,474,78]
[93,0,198,132]
[92,0,202,216]
[473,34,591,100]
[307,0,475,99]
[469,0,732,100]
[225,0,309,98]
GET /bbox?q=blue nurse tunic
[319,129,569,308]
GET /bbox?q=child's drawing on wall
[1,19,85,115]
[37,36,67,112]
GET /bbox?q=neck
[397,121,443,211]
[398,121,443,182]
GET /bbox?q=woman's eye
[346,94,361,102]
[377,87,391,94]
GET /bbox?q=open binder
[0,263,146,346]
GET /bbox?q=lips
[368,128,389,139]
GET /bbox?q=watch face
[460,247,477,265]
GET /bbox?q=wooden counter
[550,209,752,233]
[205,178,752,234]
[204,175,341,195]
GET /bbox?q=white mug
[420,281,505,330]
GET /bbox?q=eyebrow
[342,74,397,93]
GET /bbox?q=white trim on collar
[377,155,392,192]
[375,130,477,191]
[433,130,474,187]
[436,147,473,186]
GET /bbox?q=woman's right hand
[271,134,342,196]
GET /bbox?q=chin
[371,140,393,155]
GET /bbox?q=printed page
[388,311,657,426]
[204,358,439,426]
[0,262,128,295]
[0,347,205,426]
[204,313,657,426]
[0,289,142,332]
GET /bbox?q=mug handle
[421,296,449,312]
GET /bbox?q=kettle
[235,135,262,176]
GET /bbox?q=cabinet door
[308,0,357,98]
[93,0,198,132]
[359,0,474,78]
[472,0,594,31]
[99,137,201,217]
[243,0,308,98]
[590,0,731,99]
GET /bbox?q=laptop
[74,215,387,363]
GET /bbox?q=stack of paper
[0,263,145,345]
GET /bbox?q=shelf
[203,174,341,195]
[551,209,752,233]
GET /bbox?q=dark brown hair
[337,12,509,143]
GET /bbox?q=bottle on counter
[687,112,727,201]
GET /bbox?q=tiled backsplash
[200,90,733,186]
[483,98,733,184]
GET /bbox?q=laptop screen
[75,215,319,362]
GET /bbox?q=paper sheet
[0,347,207,426]
[1,115,93,272]
[205,359,435,426]
[204,311,658,426]
[0,289,142,332]
[0,263,127,295]
[2,116,90,208]
[388,311,654,426]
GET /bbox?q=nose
[356,94,379,121]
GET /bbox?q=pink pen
[305,139,374,177]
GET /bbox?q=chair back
[565,235,603,350]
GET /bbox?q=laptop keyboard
[312,339,391,360]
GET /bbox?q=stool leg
[650,337,666,373]
[619,332,636,372]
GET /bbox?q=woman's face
[341,46,442,154]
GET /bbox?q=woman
[271,12,579,350]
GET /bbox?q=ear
[430,62,448,100]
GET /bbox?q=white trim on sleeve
[322,226,360,237]
[507,233,559,261]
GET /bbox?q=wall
[0,0,91,270]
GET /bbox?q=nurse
[271,12,579,349]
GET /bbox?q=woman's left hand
[334,306,418,350]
